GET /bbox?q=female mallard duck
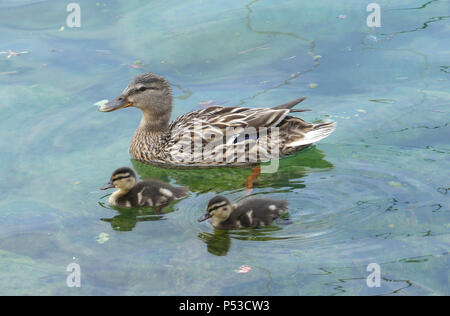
[197,195,289,229]
[98,72,335,167]
[100,167,188,207]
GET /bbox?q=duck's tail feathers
[174,186,189,199]
[273,97,308,110]
[286,122,336,148]
[290,109,312,113]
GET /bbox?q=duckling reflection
[198,230,231,256]
[100,167,188,207]
[131,146,333,193]
[99,204,173,231]
[198,226,290,256]
[198,196,289,229]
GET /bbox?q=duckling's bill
[98,95,132,112]
[100,180,115,190]
[197,212,212,222]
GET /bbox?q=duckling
[98,72,336,167]
[100,167,188,207]
[197,195,289,229]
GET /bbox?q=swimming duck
[98,72,336,168]
[100,167,188,207]
[197,195,289,229]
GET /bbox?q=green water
[0,0,449,295]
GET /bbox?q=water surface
[0,0,449,295]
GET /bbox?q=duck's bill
[98,96,132,112]
[197,212,212,222]
[99,181,115,190]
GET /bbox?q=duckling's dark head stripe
[207,196,231,211]
[112,173,132,181]
[111,167,136,180]
[207,201,228,212]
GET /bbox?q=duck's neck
[108,189,130,206]
[137,93,173,133]
[130,96,173,161]
[138,109,170,133]
[211,206,234,227]
[130,109,171,161]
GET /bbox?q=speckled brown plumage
[99,72,336,168]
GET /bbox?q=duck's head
[100,167,137,192]
[198,196,233,223]
[99,73,172,128]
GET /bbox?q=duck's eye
[138,87,148,92]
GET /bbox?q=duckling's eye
[138,87,148,92]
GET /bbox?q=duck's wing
[131,184,155,207]
[167,103,331,164]
[169,106,291,141]
[232,199,288,227]
[164,183,189,199]
[242,198,288,218]
[139,180,188,203]
[272,97,311,112]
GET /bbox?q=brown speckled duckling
[100,167,188,207]
[198,195,289,229]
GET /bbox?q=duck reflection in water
[198,226,289,256]
[99,202,179,231]
[132,146,334,193]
